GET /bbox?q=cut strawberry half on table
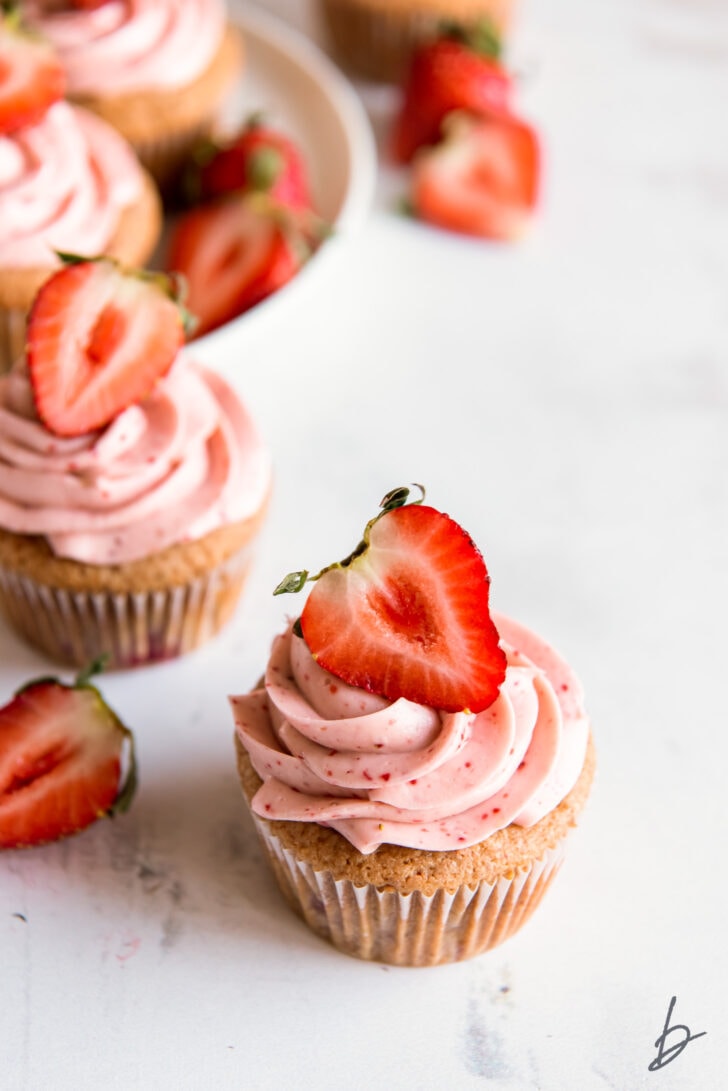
[392,22,512,165]
[26,257,188,438]
[411,110,540,240]
[167,195,322,337]
[187,116,312,211]
[0,666,137,850]
[275,486,507,713]
[0,10,66,135]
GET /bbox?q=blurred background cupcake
[0,103,161,374]
[0,10,162,373]
[22,0,244,192]
[317,0,514,82]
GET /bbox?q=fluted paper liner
[253,814,566,966]
[0,542,253,668]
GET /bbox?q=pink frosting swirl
[0,358,270,564]
[24,0,226,95]
[231,615,590,854]
[0,102,143,269]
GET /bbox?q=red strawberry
[189,117,312,211]
[27,257,188,437]
[167,195,320,337]
[275,487,507,713]
[393,23,512,164]
[0,666,137,850]
[0,11,65,135]
[410,110,539,240]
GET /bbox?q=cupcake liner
[252,813,567,966]
[319,0,515,82]
[0,540,254,669]
[0,307,28,376]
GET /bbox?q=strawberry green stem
[273,483,425,596]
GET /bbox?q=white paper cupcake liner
[0,543,253,668]
[253,814,567,966]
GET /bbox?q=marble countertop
[2,1,726,1088]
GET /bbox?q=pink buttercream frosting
[0,358,270,564]
[231,615,590,855]
[24,0,227,95]
[0,102,144,269]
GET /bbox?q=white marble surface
[2,0,727,1087]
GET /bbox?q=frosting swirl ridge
[0,102,143,269]
[0,358,270,564]
[232,615,590,854]
[24,0,226,94]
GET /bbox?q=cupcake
[22,0,244,191]
[231,487,594,966]
[0,101,162,374]
[0,258,271,668]
[318,0,515,82]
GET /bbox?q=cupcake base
[319,0,515,83]
[0,511,266,669]
[235,731,596,966]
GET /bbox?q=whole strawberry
[0,8,65,135]
[275,485,507,713]
[393,21,512,164]
[187,116,312,211]
[0,663,137,850]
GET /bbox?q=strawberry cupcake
[22,0,244,190]
[231,487,595,966]
[318,0,515,82]
[0,258,271,668]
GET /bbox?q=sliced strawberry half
[167,195,320,337]
[26,257,187,438]
[0,12,66,135]
[0,667,137,850]
[392,23,512,165]
[187,116,312,211]
[411,110,540,240]
[275,487,507,713]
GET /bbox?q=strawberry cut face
[26,258,186,437]
[167,195,318,337]
[0,674,136,850]
[411,111,540,240]
[296,499,507,713]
